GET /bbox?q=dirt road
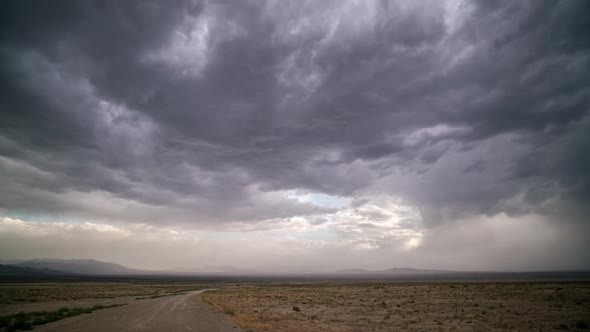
[34,290,242,332]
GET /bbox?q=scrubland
[203,282,590,331]
[0,282,203,304]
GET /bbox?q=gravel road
[34,290,242,332]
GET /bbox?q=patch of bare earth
[202,282,590,331]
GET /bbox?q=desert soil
[203,282,590,331]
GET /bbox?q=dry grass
[0,303,125,331]
[0,283,204,304]
[203,282,590,331]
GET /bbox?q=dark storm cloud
[1,0,589,229]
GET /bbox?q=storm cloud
[1,0,589,270]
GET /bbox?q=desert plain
[1,280,589,331]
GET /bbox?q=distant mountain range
[2,259,588,279]
[0,258,460,277]
[0,263,66,276]
[10,259,150,276]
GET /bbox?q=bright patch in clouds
[287,191,349,209]
[146,10,211,77]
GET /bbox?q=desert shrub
[8,318,33,331]
[223,307,235,316]
[12,313,28,320]
[0,316,11,328]
[0,303,125,331]
[292,306,301,312]
[65,308,85,317]
[38,310,65,322]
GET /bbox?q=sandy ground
[31,290,242,332]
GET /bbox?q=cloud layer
[1,0,589,270]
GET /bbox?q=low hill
[0,263,65,276]
[16,259,150,275]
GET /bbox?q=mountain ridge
[0,263,66,276]
[11,258,460,276]
[16,258,151,275]
[8,258,586,277]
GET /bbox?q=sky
[0,0,589,272]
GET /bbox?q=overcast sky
[1,0,589,271]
